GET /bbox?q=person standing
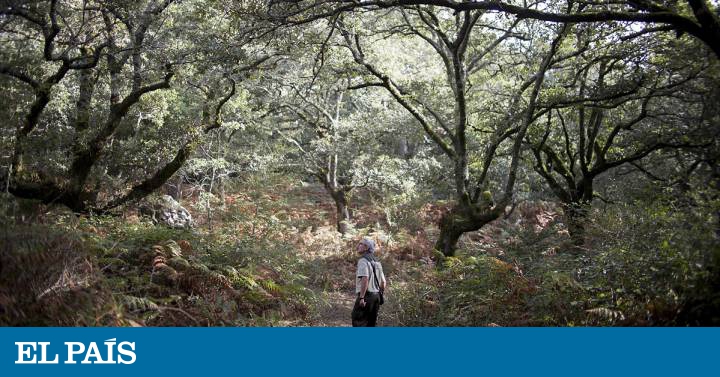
[351,237,387,327]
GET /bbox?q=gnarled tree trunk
[564,201,590,246]
[331,189,352,234]
[435,197,501,257]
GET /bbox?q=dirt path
[314,290,355,327]
[312,288,398,327]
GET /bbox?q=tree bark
[564,201,590,246]
[331,189,352,234]
[435,196,501,256]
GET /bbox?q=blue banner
[2,328,717,376]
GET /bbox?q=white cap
[360,237,376,253]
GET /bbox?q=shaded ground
[313,290,354,327]
[310,289,400,327]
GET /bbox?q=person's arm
[357,259,369,307]
[358,276,369,306]
[380,267,387,291]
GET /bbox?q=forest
[1,0,719,326]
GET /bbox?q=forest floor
[2,175,590,327]
[312,290,354,327]
[3,174,444,326]
[225,180,423,327]
[5,175,718,327]
[5,176,708,327]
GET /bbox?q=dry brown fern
[0,225,117,325]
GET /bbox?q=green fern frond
[260,279,282,294]
[118,294,159,312]
[234,274,258,289]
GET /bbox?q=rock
[139,195,193,229]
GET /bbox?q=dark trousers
[351,292,380,327]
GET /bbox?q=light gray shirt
[356,256,386,294]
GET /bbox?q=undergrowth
[1,192,316,326]
[2,178,718,327]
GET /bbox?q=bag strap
[363,254,381,292]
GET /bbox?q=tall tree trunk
[331,189,352,234]
[564,201,589,246]
[565,180,594,246]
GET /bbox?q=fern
[240,275,258,288]
[260,279,282,294]
[586,307,625,322]
[177,265,234,293]
[118,294,159,312]
[151,240,182,258]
